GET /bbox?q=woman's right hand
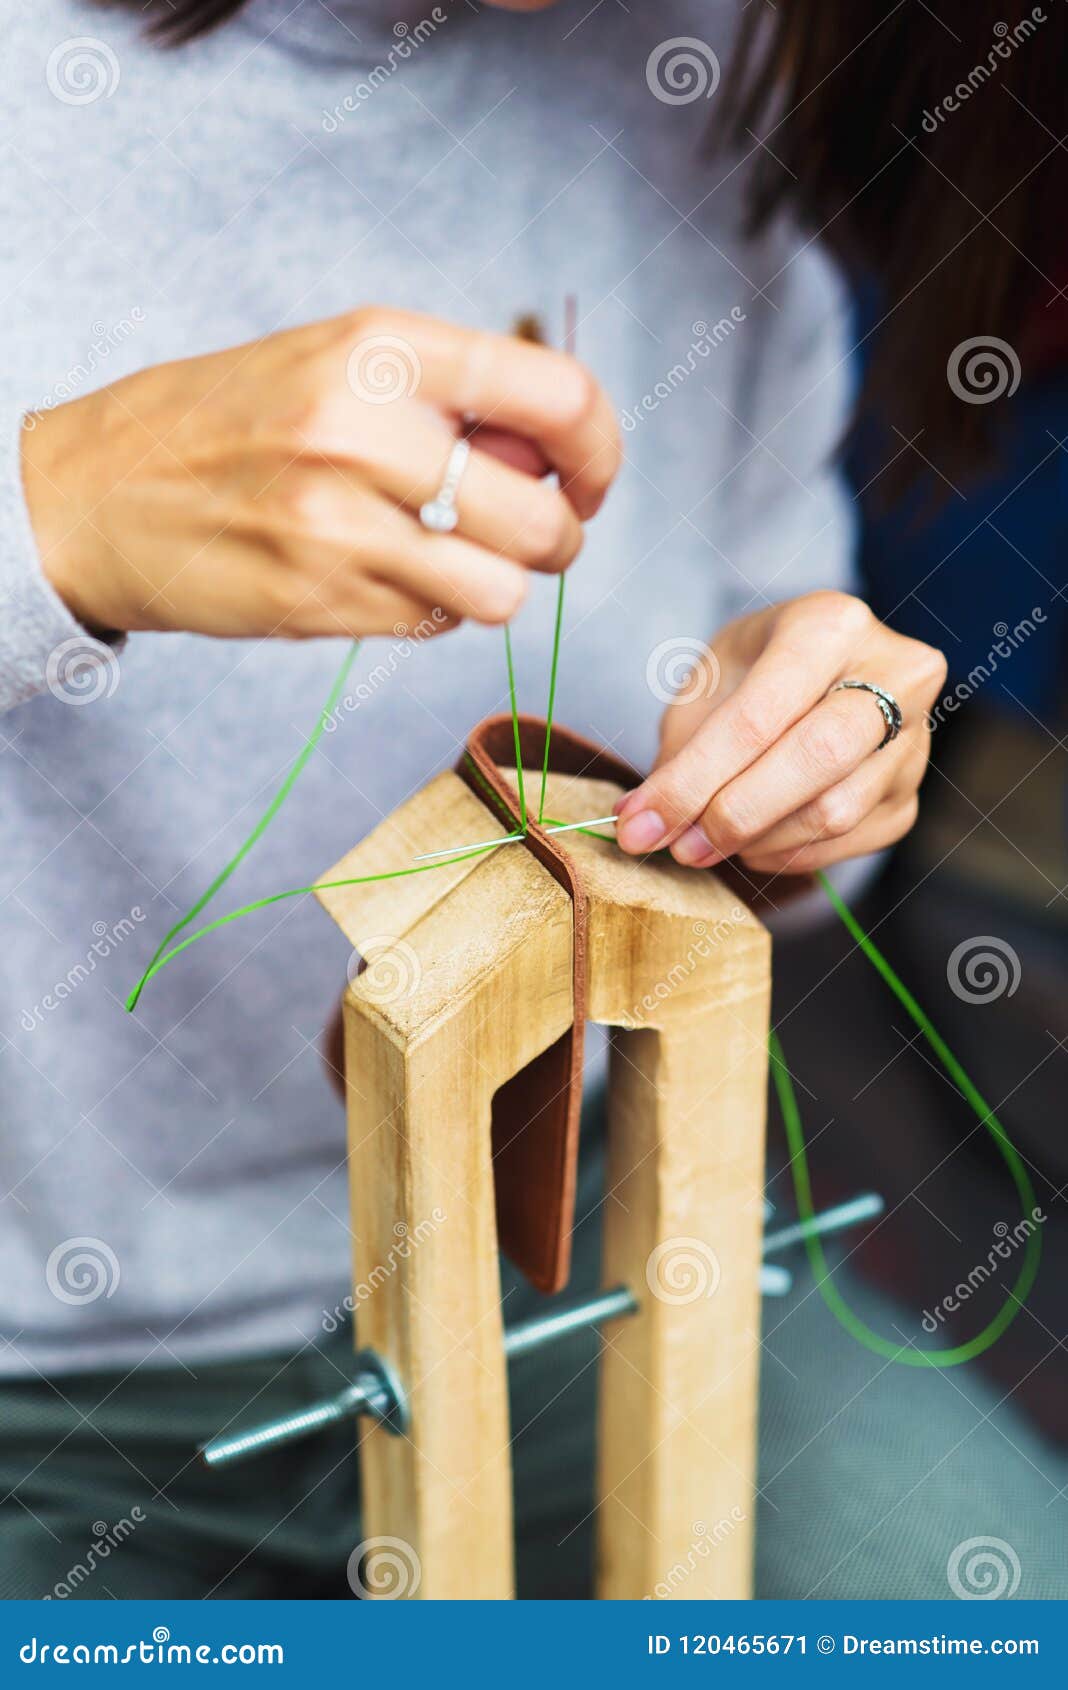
[21,307,620,641]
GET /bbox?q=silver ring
[832,679,903,749]
[419,437,470,534]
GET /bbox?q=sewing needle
[412,815,617,863]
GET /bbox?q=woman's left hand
[615,592,947,876]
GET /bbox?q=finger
[468,424,552,478]
[279,569,455,641]
[376,527,531,626]
[616,593,872,855]
[669,685,897,867]
[257,463,539,628]
[740,797,920,876]
[737,735,929,861]
[338,309,621,517]
[359,411,585,573]
[330,578,456,641]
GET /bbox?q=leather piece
[458,713,642,1294]
[459,713,812,1293]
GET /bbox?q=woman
[1,0,1052,1600]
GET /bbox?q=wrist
[21,399,124,637]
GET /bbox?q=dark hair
[720,1,1067,495]
[94,0,246,41]
[102,0,1066,492]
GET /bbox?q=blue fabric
[847,294,1068,725]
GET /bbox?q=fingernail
[617,809,667,853]
[672,824,721,867]
[613,789,641,820]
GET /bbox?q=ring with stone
[419,437,471,534]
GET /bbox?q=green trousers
[4,1099,1067,1599]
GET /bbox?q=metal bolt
[199,1285,637,1471]
[762,1192,884,1259]
[759,1264,792,1297]
[199,1348,407,1470]
[503,1284,637,1360]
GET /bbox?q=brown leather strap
[458,714,641,1293]
[458,713,808,1292]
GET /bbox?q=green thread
[129,587,559,1009]
[537,575,566,824]
[463,752,521,829]
[123,616,1042,1373]
[534,547,1041,1362]
[127,624,534,1008]
[503,623,527,831]
[540,816,613,841]
[128,839,517,999]
[125,640,360,1012]
[769,872,1042,1366]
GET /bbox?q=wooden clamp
[316,719,772,1600]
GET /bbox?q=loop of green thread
[125,640,360,1012]
[127,620,534,1009]
[770,872,1042,1367]
[534,601,1041,1365]
[127,840,516,999]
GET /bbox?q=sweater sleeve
[0,405,123,715]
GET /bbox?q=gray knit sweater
[0,0,855,1374]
